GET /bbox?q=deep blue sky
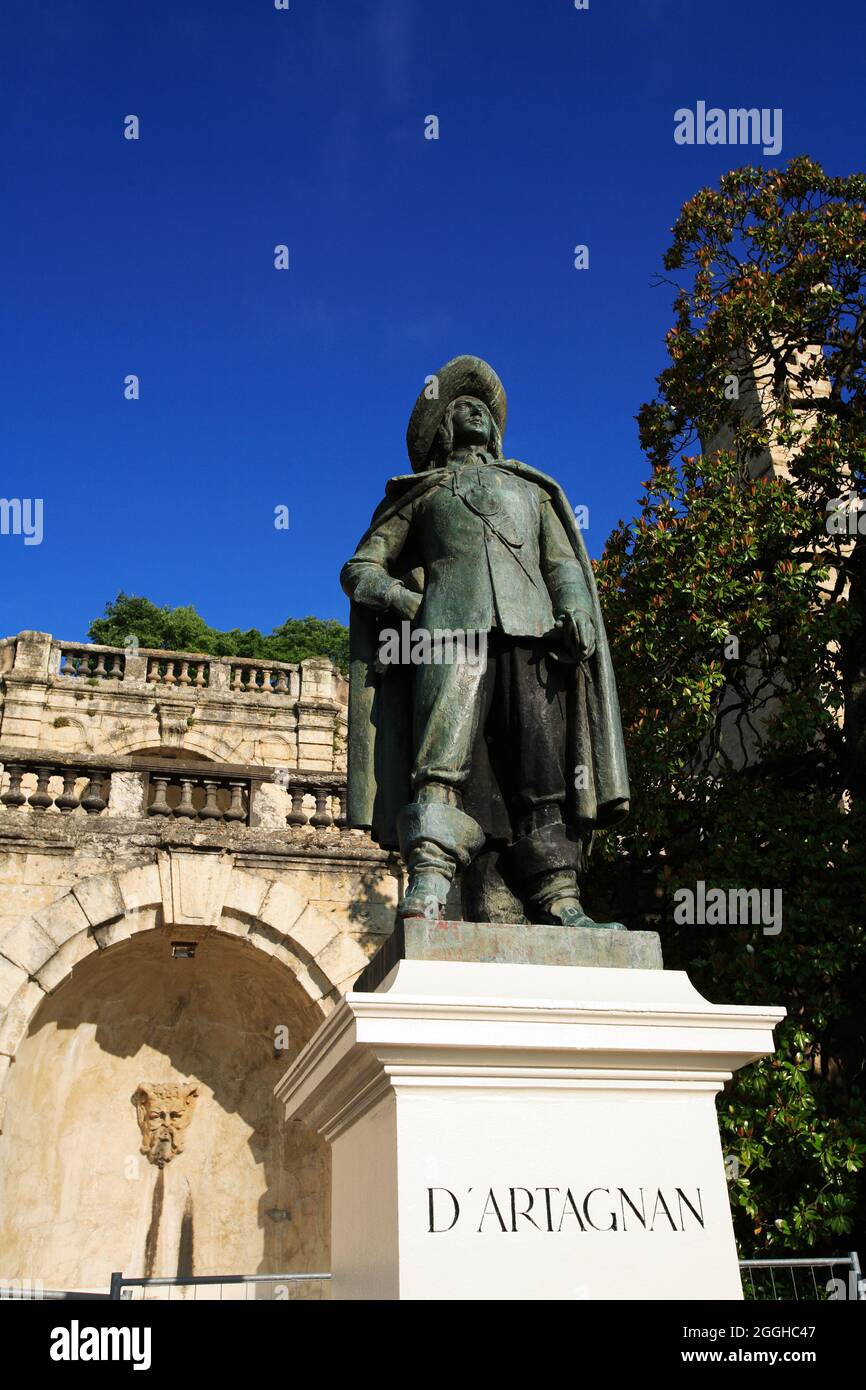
[2,0,864,642]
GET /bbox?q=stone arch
[110,729,244,762]
[0,908,335,1284]
[0,856,370,1087]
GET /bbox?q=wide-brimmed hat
[405,355,507,471]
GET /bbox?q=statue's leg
[493,642,624,930]
[396,644,491,920]
[396,796,485,920]
[502,810,623,929]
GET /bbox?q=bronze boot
[526,867,625,931]
[503,813,625,930]
[397,840,455,921]
[396,799,485,922]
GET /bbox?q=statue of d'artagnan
[341,355,630,928]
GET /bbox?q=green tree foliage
[588,158,866,1256]
[87,594,349,672]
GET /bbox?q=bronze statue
[341,356,630,927]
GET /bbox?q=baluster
[198,778,223,820]
[260,667,272,693]
[80,771,108,816]
[178,660,191,687]
[147,775,172,816]
[193,663,206,689]
[175,777,197,817]
[92,653,107,679]
[55,768,81,813]
[28,765,55,812]
[224,780,247,822]
[274,669,289,694]
[162,661,176,687]
[310,785,333,828]
[231,666,244,692]
[334,786,347,828]
[287,788,307,826]
[1,764,26,810]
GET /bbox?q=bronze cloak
[345,459,630,850]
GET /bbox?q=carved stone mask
[132,1083,199,1168]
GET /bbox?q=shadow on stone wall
[0,930,330,1288]
[341,853,403,934]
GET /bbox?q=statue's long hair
[427,397,504,469]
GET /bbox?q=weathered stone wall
[0,835,399,1291]
[0,932,329,1288]
[0,631,347,770]
[0,633,398,1293]
[0,817,400,950]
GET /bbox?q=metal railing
[739,1252,865,1301]
[5,1259,863,1301]
[1,1281,108,1300]
[109,1271,331,1301]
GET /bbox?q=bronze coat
[343,459,630,849]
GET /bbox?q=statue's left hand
[388,583,422,621]
[555,609,596,661]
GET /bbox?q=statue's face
[451,396,492,448]
[133,1083,199,1168]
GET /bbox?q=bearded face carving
[132,1083,199,1168]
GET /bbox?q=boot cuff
[396,801,485,867]
[501,821,580,881]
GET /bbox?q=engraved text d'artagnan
[426,1185,705,1234]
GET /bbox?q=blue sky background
[2,0,864,641]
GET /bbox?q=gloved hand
[389,584,422,621]
[554,608,596,661]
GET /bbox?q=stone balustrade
[144,764,253,823]
[56,644,125,681]
[51,640,303,696]
[56,642,211,689]
[0,749,349,832]
[229,658,295,694]
[281,770,347,829]
[0,756,112,815]
[145,655,210,688]
[0,632,347,772]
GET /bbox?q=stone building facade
[0,631,400,1294]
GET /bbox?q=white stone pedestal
[276,959,784,1301]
